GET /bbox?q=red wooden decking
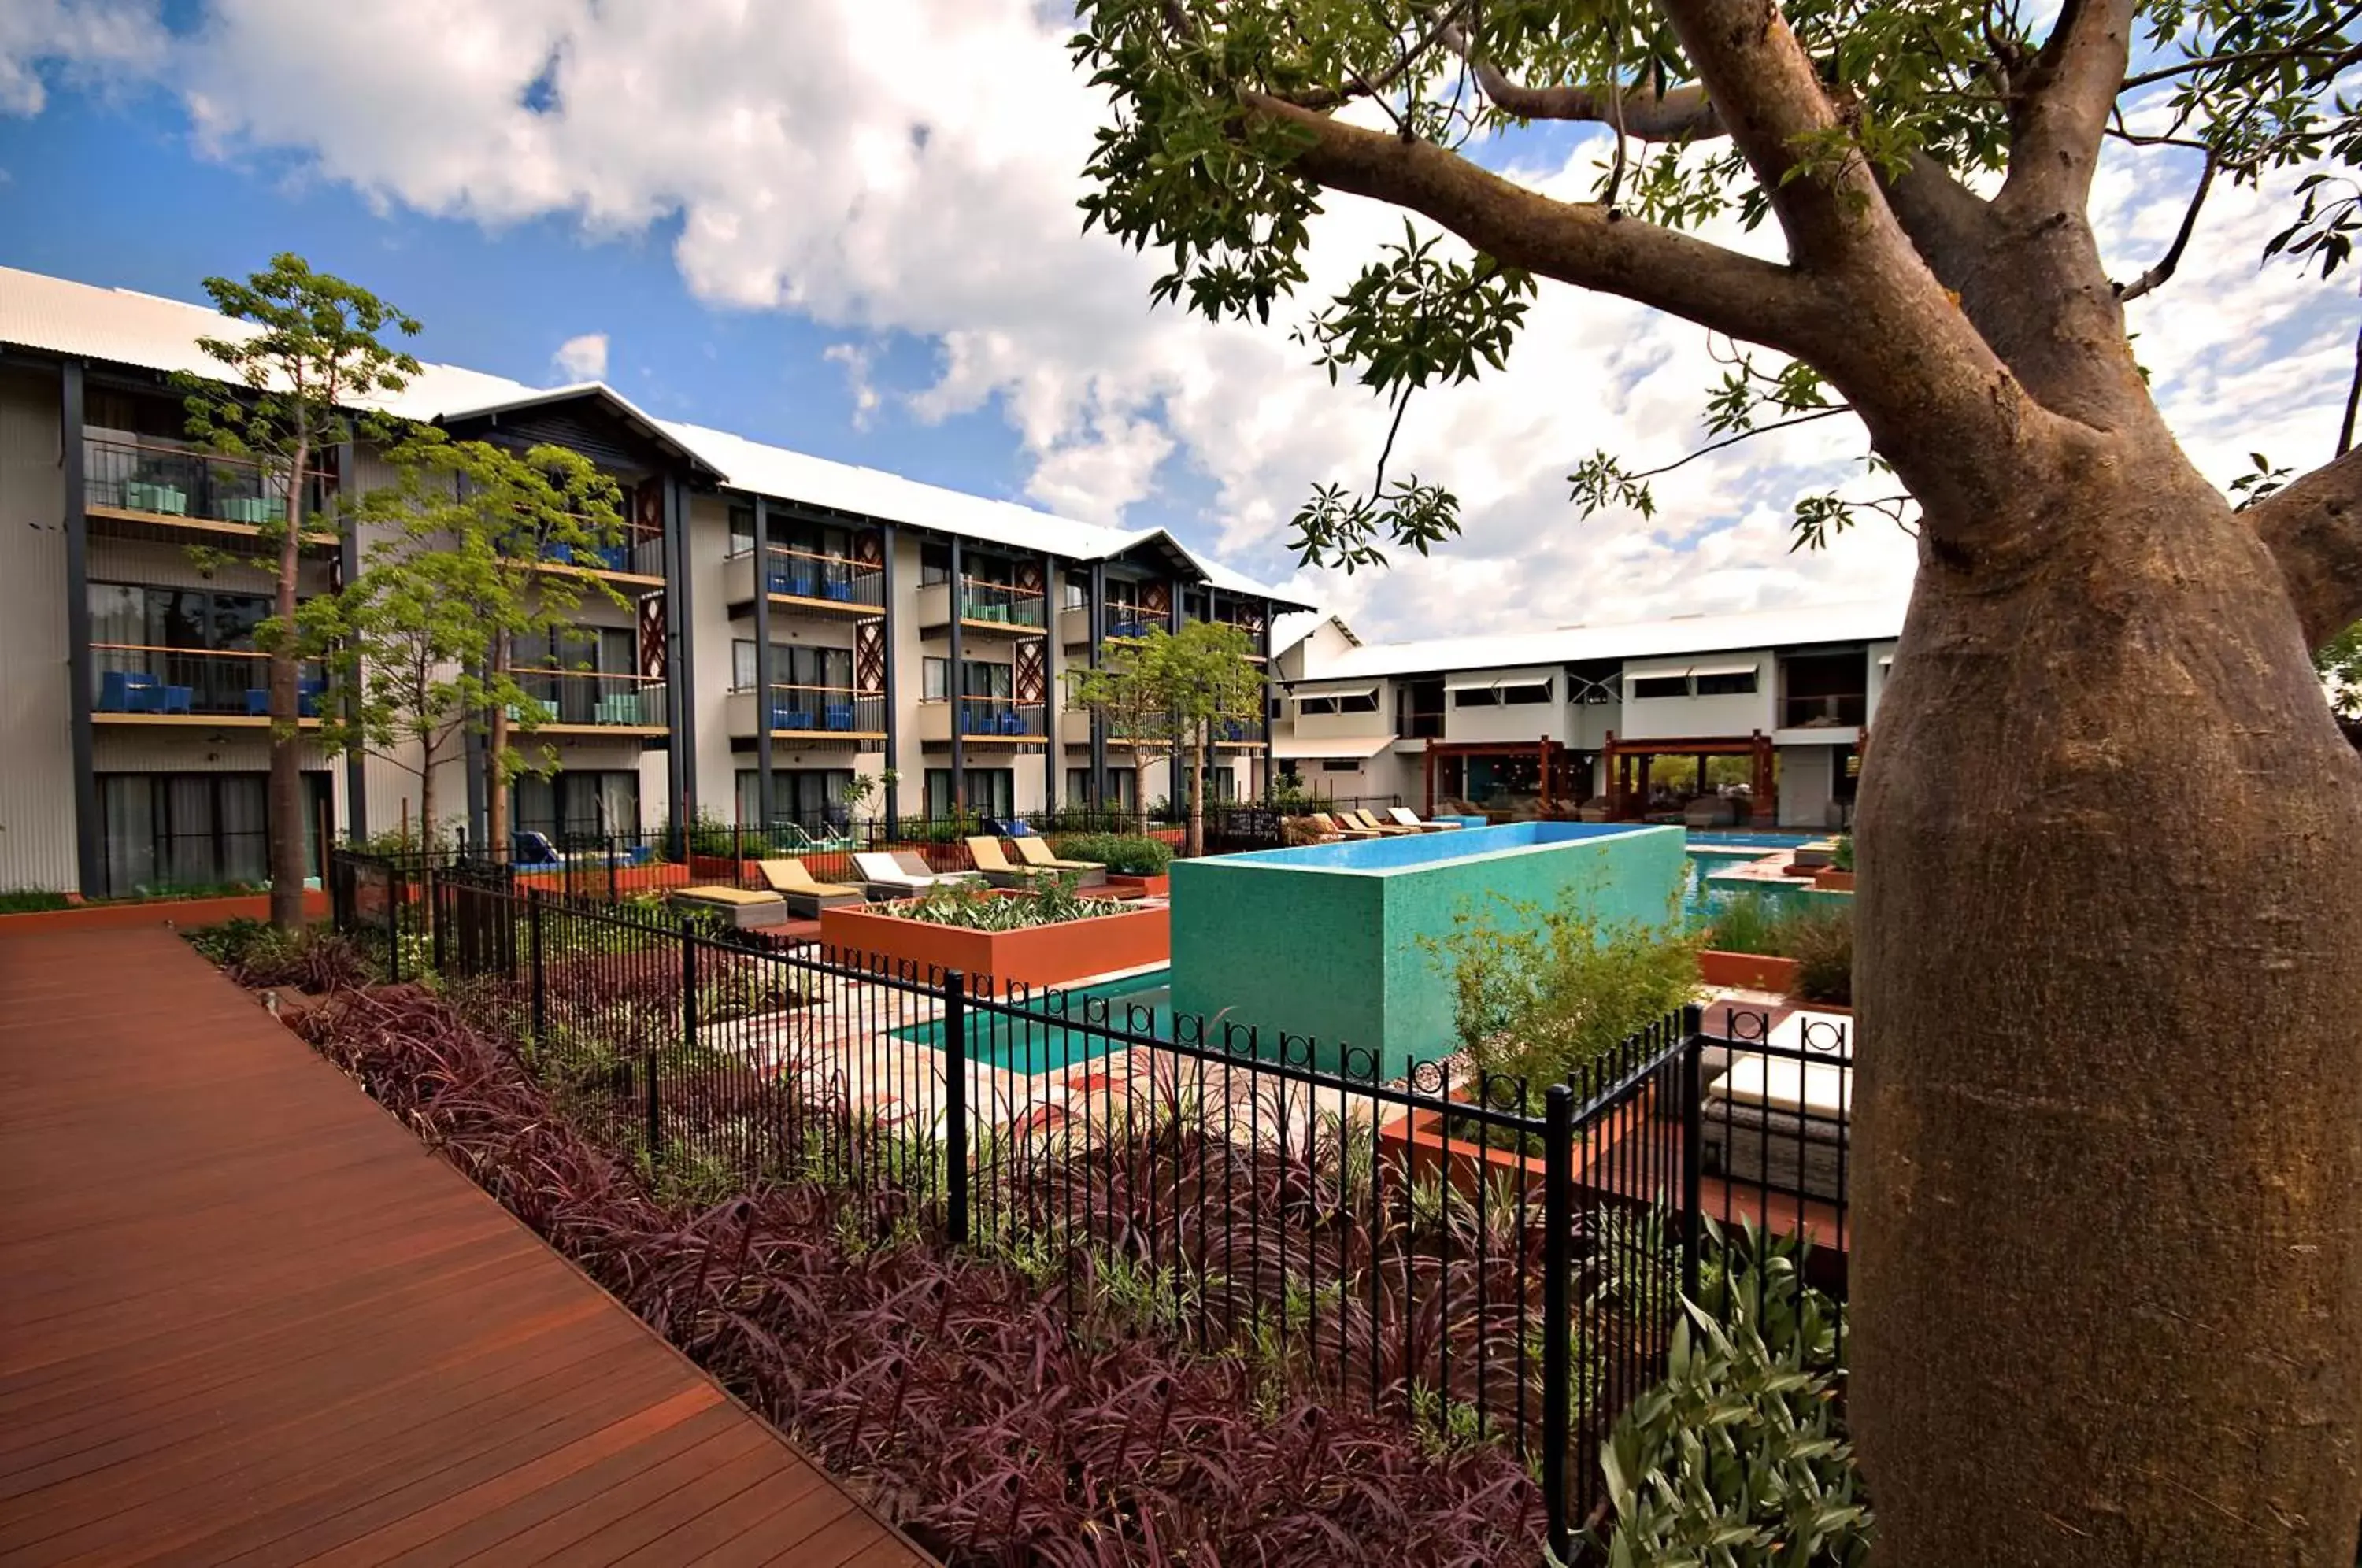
[0,927,930,1566]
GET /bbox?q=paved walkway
[0,926,930,1567]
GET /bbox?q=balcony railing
[1781,693,1868,729]
[530,531,665,579]
[84,434,332,531]
[957,579,1046,629]
[761,545,883,609]
[920,695,1046,738]
[511,669,670,729]
[1396,712,1446,740]
[91,644,324,719]
[1212,716,1268,745]
[759,684,887,735]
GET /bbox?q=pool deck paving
[0,926,931,1568]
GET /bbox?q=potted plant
[1813,833,1857,891]
[1695,892,1804,993]
[1052,831,1174,896]
[819,874,1171,992]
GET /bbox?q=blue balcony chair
[161,686,193,716]
[98,671,135,712]
[824,703,854,730]
[999,711,1025,735]
[542,542,576,565]
[822,578,853,602]
[246,689,270,717]
[593,542,629,572]
[122,675,165,713]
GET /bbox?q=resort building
[1270,602,1905,829]
[0,265,1311,897]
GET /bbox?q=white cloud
[0,0,165,116]
[550,331,608,383]
[33,3,2359,642]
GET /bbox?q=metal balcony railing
[91,643,324,719]
[761,545,883,609]
[1781,693,1868,728]
[761,685,887,735]
[936,695,1046,736]
[957,579,1046,629]
[511,669,670,728]
[84,434,332,530]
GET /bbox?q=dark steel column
[1167,579,1185,812]
[336,437,365,841]
[665,476,698,834]
[61,361,100,895]
[1087,560,1107,808]
[1259,600,1275,801]
[1040,551,1059,814]
[879,523,900,837]
[751,494,773,830]
[947,534,965,814]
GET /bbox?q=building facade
[1270,603,1905,829]
[0,267,1308,896]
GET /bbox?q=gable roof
[1298,601,1905,681]
[0,264,1306,605]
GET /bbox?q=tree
[311,432,628,861]
[1074,6,2362,1564]
[2321,621,2362,717]
[1071,621,1266,856]
[184,254,420,926]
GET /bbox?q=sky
[1,1,2354,645]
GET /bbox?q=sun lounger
[757,857,864,917]
[1344,808,1419,835]
[1699,1048,1851,1204]
[1009,835,1109,887]
[963,836,1053,889]
[1309,812,1381,840]
[853,851,952,899]
[893,849,981,887]
[1384,806,1461,832]
[674,884,790,930]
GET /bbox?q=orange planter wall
[1697,949,1801,993]
[0,888,331,936]
[1812,869,1856,892]
[817,903,1170,993]
[1102,874,1171,899]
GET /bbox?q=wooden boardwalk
[0,927,930,1567]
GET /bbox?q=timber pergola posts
[1601,730,1777,824]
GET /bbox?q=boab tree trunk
[1852,440,2362,1565]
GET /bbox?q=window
[1631,675,1690,701]
[1396,678,1444,738]
[735,641,853,693]
[1068,767,1139,810]
[736,767,855,827]
[727,503,756,557]
[924,768,1014,819]
[1453,686,1501,708]
[1320,759,1361,773]
[923,656,950,701]
[1694,669,1759,697]
[513,771,640,841]
[1298,688,1378,716]
[90,582,279,715]
[96,771,329,898]
[920,542,951,585]
[1501,680,1553,706]
[1337,690,1380,715]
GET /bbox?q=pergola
[1421,738,1575,817]
[1602,730,1777,824]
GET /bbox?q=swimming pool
[899,967,1174,1074]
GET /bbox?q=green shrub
[1830,833,1855,873]
[1787,903,1854,1005]
[1422,889,1700,1093]
[0,888,72,914]
[1702,891,1785,955]
[893,875,1097,931]
[1051,833,1172,876]
[1601,1226,1868,1566]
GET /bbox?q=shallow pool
[900,967,1173,1074]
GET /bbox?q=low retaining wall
[817,902,1170,993]
[0,888,331,935]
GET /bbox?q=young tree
[1075,6,2362,1563]
[310,432,629,861]
[1071,622,1265,856]
[184,254,420,926]
[2321,621,2362,718]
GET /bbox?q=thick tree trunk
[1850,452,2362,1566]
[266,445,310,930]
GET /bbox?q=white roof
[0,264,1305,605]
[1301,602,1905,680]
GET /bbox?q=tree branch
[1876,149,1998,290]
[1286,4,1471,113]
[2114,153,2215,301]
[1239,90,1824,353]
[2249,449,2362,647]
[2000,0,2138,215]
[1437,21,1723,138]
[1626,404,1857,482]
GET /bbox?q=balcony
[917,696,1047,745]
[746,545,883,619]
[916,578,1046,639]
[83,433,336,553]
[1057,605,1161,647]
[91,644,324,726]
[510,669,671,735]
[1212,716,1268,748]
[726,684,887,743]
[1780,693,1868,730]
[517,530,666,588]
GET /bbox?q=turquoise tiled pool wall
[1170,823,1686,1079]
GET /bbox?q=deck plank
[0,927,929,1567]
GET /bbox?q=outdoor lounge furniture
[1698,1048,1850,1204]
[1007,835,1109,886]
[1308,812,1380,840]
[1384,806,1461,831]
[1685,796,1742,828]
[594,693,643,726]
[674,885,790,930]
[964,836,1053,889]
[757,857,864,917]
[853,850,981,900]
[1343,808,1419,835]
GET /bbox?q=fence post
[528,889,546,1044]
[428,866,446,975]
[943,968,969,1246]
[1680,1004,1705,1309]
[605,834,619,904]
[1542,1082,1574,1566]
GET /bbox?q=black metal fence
[336,856,1851,1559]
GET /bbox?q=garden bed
[0,887,330,933]
[818,900,1169,991]
[1698,949,1801,992]
[1101,872,1170,898]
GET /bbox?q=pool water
[899,967,1175,1074]
[1220,819,1654,874]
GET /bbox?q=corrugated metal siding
[0,367,77,893]
[87,537,335,597]
[91,730,329,773]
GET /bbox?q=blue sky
[0,2,2351,642]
